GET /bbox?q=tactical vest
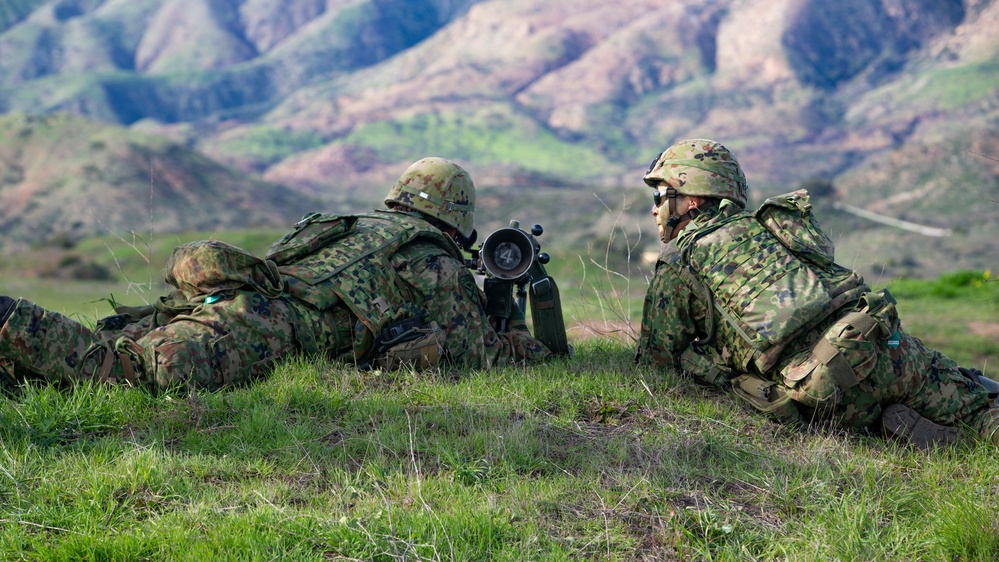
[265,210,464,343]
[665,203,836,375]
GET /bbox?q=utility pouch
[679,346,731,390]
[528,274,570,356]
[779,291,894,408]
[730,374,801,423]
[855,288,899,338]
[373,322,445,370]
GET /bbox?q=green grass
[879,270,999,368]
[2,342,998,559]
[2,228,998,557]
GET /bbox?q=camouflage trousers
[795,325,998,443]
[0,293,352,391]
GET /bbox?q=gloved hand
[508,302,529,332]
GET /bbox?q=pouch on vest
[779,291,894,408]
[755,189,835,269]
[165,240,283,301]
[372,322,445,371]
[730,374,802,424]
[266,213,358,265]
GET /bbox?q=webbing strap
[813,338,859,390]
[119,353,137,386]
[97,348,115,384]
[843,311,881,343]
[96,348,138,386]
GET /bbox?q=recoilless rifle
[465,220,570,356]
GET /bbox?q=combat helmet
[643,139,748,208]
[385,157,476,238]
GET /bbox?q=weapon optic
[465,220,569,355]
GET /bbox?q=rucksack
[754,189,835,268]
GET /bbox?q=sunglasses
[652,186,678,207]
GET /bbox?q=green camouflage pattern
[273,211,463,352]
[669,199,866,373]
[165,240,283,300]
[644,139,748,208]
[638,202,999,444]
[0,214,550,391]
[384,157,476,237]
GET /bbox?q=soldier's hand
[508,302,529,332]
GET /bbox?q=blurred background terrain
[0,0,996,301]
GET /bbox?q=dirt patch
[968,321,999,339]
[569,320,638,343]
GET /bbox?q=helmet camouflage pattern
[643,139,748,208]
[384,157,476,237]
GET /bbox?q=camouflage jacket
[268,210,552,369]
[637,200,867,382]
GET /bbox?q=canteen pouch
[373,322,445,370]
[731,374,802,424]
[780,289,897,408]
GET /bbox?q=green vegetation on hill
[0,113,318,249]
[336,105,623,184]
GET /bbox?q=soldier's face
[652,185,697,243]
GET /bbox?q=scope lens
[493,242,523,270]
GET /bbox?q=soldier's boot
[0,296,14,326]
[880,403,961,449]
[1,296,22,393]
[960,367,999,400]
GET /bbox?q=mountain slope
[0,113,319,249]
[0,0,996,279]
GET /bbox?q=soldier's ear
[687,196,707,210]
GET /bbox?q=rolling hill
[0,113,319,249]
[0,0,996,278]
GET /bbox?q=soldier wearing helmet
[384,157,477,247]
[637,138,999,449]
[0,157,553,392]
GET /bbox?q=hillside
[0,113,319,249]
[0,0,996,278]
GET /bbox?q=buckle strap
[95,347,139,387]
[812,338,859,390]
[97,347,116,384]
[842,311,881,343]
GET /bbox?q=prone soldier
[636,138,999,448]
[0,157,562,391]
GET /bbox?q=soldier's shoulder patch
[459,273,480,302]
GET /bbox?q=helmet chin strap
[662,196,700,242]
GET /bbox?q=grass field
[1,233,998,559]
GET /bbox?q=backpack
[754,189,835,268]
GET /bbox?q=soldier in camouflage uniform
[636,138,999,448]
[0,158,552,392]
